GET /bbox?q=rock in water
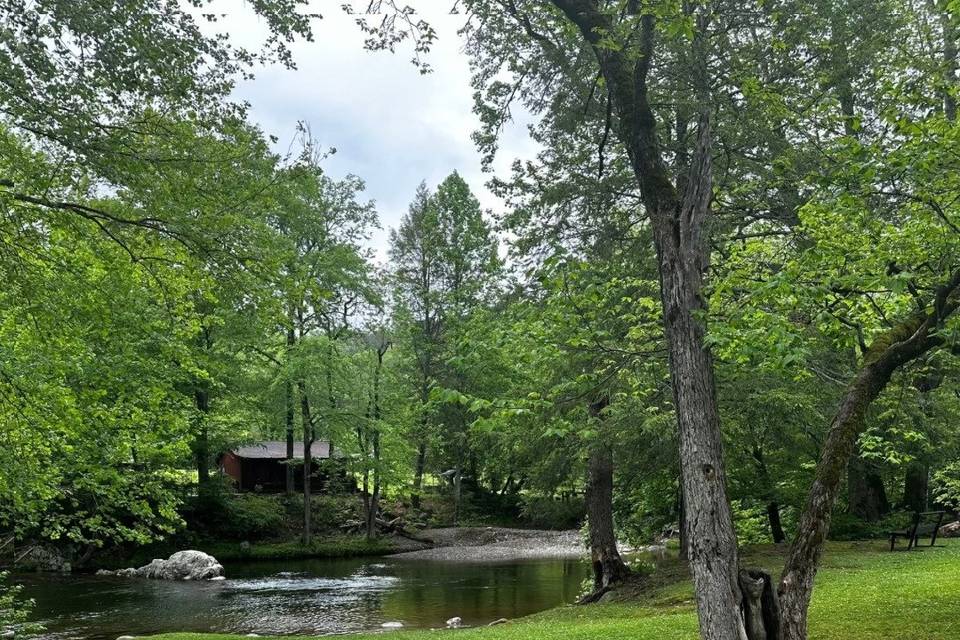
[446,617,463,629]
[99,550,224,581]
[381,622,404,629]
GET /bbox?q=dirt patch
[388,527,585,562]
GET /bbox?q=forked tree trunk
[585,398,630,594]
[548,5,747,637]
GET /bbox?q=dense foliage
[1,1,959,639]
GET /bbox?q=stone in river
[97,550,224,581]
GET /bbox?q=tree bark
[585,398,630,593]
[548,5,746,637]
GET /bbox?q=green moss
[147,540,960,640]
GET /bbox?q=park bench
[888,511,947,551]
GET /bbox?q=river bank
[18,552,591,638]
[390,527,584,562]
[144,539,960,640]
[142,527,583,565]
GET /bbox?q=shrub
[932,463,960,511]
[828,510,913,541]
[185,492,286,541]
[0,571,42,634]
[310,495,362,528]
[732,501,772,545]
[520,496,586,530]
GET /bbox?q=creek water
[18,556,592,639]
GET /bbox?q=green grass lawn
[150,539,960,640]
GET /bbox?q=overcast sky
[226,3,537,261]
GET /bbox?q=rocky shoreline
[389,527,586,562]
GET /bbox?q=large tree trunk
[285,327,296,496]
[193,387,211,495]
[366,342,388,540]
[903,463,928,513]
[657,236,745,639]
[411,375,430,509]
[847,456,889,522]
[548,5,746,637]
[411,443,426,509]
[767,502,786,544]
[367,429,381,540]
[299,381,314,545]
[585,398,630,594]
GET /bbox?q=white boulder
[97,550,224,581]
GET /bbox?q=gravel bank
[389,527,585,562]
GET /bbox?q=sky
[225,2,539,261]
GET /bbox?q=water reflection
[20,556,591,640]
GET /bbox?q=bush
[932,463,960,510]
[310,494,363,529]
[732,501,772,545]
[828,510,913,541]
[185,492,287,541]
[0,571,42,633]
[520,496,586,530]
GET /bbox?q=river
[18,556,591,639]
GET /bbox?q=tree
[266,133,377,543]
[389,173,499,509]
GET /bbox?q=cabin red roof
[230,440,331,460]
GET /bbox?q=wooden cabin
[219,440,332,493]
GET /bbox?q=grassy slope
[150,539,960,640]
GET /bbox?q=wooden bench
[888,511,947,551]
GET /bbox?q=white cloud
[215,1,539,262]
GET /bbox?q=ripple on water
[21,555,602,640]
[225,574,400,593]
